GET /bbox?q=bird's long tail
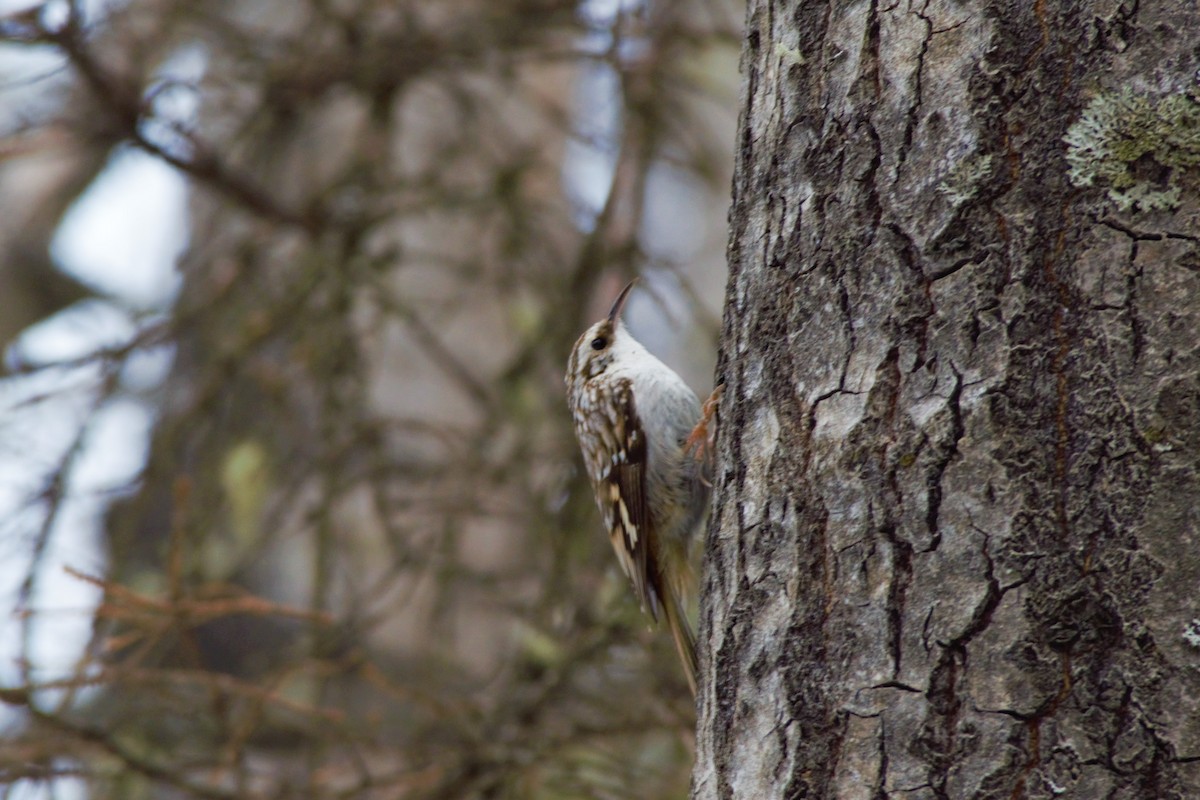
[664,588,698,697]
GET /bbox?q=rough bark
[698,1,1200,798]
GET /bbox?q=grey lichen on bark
[697,0,1200,798]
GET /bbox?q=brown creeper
[565,280,708,695]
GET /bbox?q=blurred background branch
[0,0,737,797]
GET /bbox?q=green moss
[938,154,994,205]
[1141,425,1166,444]
[774,42,806,66]
[1064,89,1200,212]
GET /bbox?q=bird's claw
[685,384,724,484]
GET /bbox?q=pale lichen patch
[1064,89,1200,212]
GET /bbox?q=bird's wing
[599,379,661,620]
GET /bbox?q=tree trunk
[698,1,1200,798]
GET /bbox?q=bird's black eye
[590,336,607,351]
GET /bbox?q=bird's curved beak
[607,279,637,323]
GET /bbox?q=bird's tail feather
[664,589,698,697]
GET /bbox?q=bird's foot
[685,384,724,482]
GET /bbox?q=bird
[565,279,712,696]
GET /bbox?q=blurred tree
[0,0,736,797]
[699,0,1200,797]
